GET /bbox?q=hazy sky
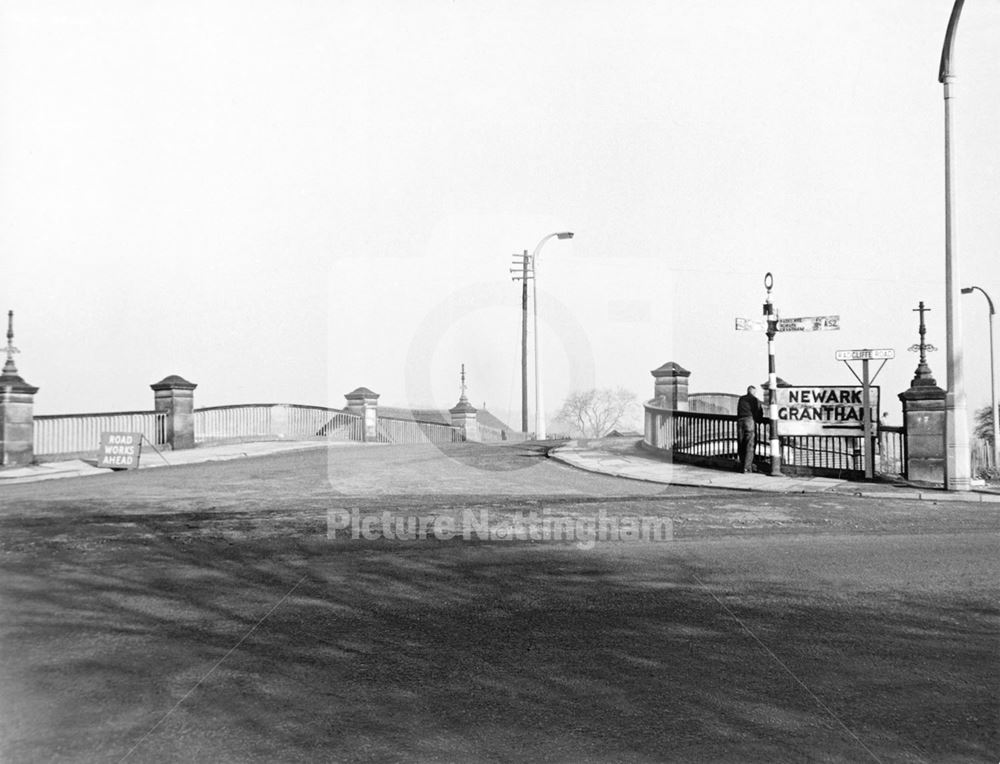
[2,1,998,431]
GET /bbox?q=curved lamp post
[940,0,972,490]
[961,285,999,469]
[532,231,574,439]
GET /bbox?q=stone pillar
[650,362,690,411]
[898,365,946,485]
[449,397,479,442]
[0,369,38,467]
[151,375,197,450]
[0,311,38,467]
[345,387,379,441]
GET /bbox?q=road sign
[774,386,879,436]
[835,348,895,361]
[97,432,143,470]
[736,316,841,332]
[735,317,767,331]
[776,315,840,332]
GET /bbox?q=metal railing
[316,411,366,442]
[878,425,906,478]
[644,401,902,479]
[34,411,167,457]
[375,416,462,445]
[971,439,996,477]
[196,405,271,444]
[33,403,514,456]
[779,435,861,473]
[195,404,361,444]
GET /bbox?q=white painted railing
[196,405,270,443]
[375,417,461,445]
[195,404,360,444]
[33,404,508,456]
[34,411,167,457]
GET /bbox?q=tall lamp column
[532,231,574,440]
[962,285,999,470]
[939,0,972,490]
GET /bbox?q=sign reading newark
[774,386,879,436]
[98,432,143,470]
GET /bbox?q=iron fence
[316,411,366,441]
[644,401,904,479]
[878,425,906,477]
[375,417,462,444]
[972,440,996,477]
[195,404,362,444]
[34,411,167,457]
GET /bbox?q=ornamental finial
[3,310,19,375]
[908,301,938,381]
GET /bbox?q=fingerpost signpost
[835,348,895,479]
[736,273,840,476]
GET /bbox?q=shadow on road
[1,513,996,762]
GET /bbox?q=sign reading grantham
[835,348,895,361]
[774,386,879,436]
[97,431,143,470]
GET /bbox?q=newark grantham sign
[773,386,879,436]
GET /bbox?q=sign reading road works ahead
[97,432,143,470]
[774,386,879,436]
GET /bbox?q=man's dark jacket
[737,394,763,424]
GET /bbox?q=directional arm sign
[735,317,767,331]
[736,315,839,332]
[776,315,840,332]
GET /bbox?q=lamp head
[556,232,574,240]
[961,287,974,294]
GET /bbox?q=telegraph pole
[510,250,532,433]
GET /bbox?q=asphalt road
[0,442,997,763]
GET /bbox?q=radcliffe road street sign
[835,348,895,361]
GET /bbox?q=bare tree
[973,404,996,445]
[555,388,638,438]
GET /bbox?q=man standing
[736,385,764,473]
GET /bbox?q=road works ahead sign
[774,386,879,436]
[97,432,143,470]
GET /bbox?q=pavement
[550,437,1000,503]
[3,435,999,503]
[0,439,356,485]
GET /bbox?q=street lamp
[532,231,574,440]
[962,285,999,469]
[939,0,972,490]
